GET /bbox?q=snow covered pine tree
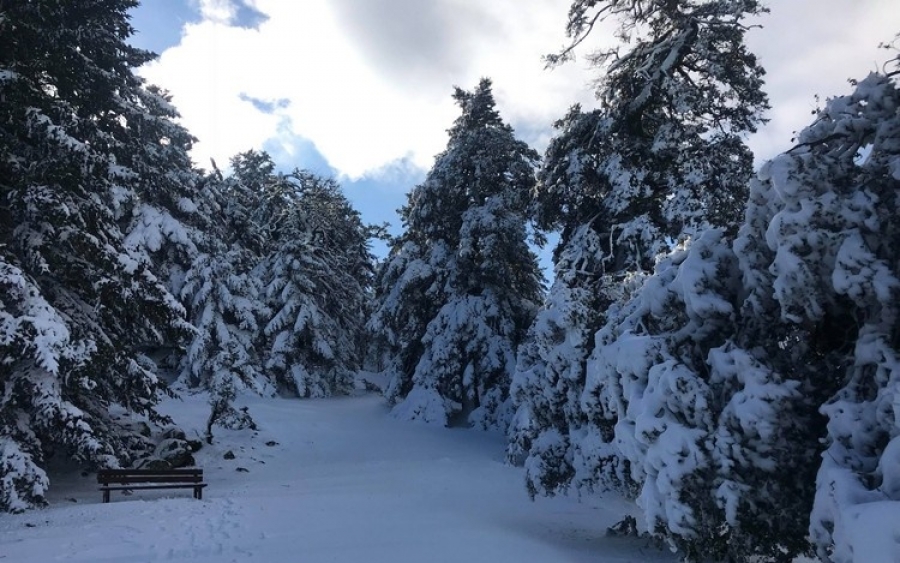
[180,150,373,438]
[260,168,373,399]
[179,152,274,441]
[370,79,543,430]
[509,1,797,560]
[733,54,900,563]
[0,0,195,510]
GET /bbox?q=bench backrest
[97,469,203,485]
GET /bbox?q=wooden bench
[97,468,207,503]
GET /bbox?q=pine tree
[731,63,900,562]
[178,153,271,399]
[508,2,806,559]
[0,0,193,510]
[508,109,647,499]
[508,223,640,496]
[583,226,816,561]
[120,84,204,304]
[370,79,543,429]
[537,0,768,254]
[177,152,280,443]
[0,259,90,511]
[513,0,768,504]
[261,170,372,398]
[179,149,372,432]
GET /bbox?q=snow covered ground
[0,391,676,563]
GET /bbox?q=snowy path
[0,394,675,562]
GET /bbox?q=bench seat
[97,468,207,503]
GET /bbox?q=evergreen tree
[732,65,900,562]
[512,0,768,502]
[119,85,204,323]
[584,227,815,561]
[178,153,271,401]
[0,0,192,510]
[179,237,269,440]
[537,0,768,252]
[261,170,372,398]
[370,79,543,429]
[508,109,647,497]
[179,149,372,423]
[508,223,642,496]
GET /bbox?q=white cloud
[140,0,595,178]
[195,0,238,25]
[141,0,899,178]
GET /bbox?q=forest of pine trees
[0,1,371,510]
[1,1,899,562]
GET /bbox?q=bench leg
[102,490,110,503]
[194,486,202,500]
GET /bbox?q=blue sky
[129,2,197,53]
[128,1,899,268]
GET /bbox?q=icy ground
[0,391,676,562]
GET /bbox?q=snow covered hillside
[0,392,675,563]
